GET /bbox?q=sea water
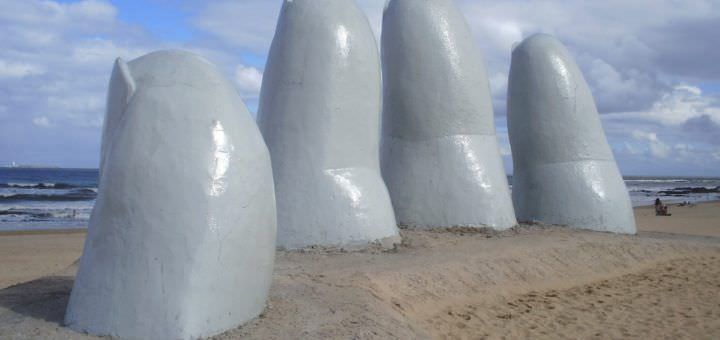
[1,168,719,231]
[623,176,720,207]
[0,168,97,231]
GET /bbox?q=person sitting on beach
[654,198,670,216]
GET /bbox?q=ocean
[623,176,720,207]
[0,168,718,232]
[0,168,97,231]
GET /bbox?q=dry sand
[0,202,718,339]
[0,230,85,290]
[636,201,720,237]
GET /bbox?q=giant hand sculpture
[507,34,636,234]
[257,0,400,249]
[65,50,277,339]
[381,0,517,229]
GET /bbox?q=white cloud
[32,116,51,127]
[64,0,116,19]
[631,130,659,143]
[480,19,524,53]
[649,142,672,159]
[712,149,720,161]
[648,85,720,126]
[0,59,45,78]
[0,0,119,45]
[234,64,263,99]
[499,144,512,157]
[622,142,642,155]
[47,95,103,113]
[488,72,508,99]
[586,59,658,113]
[71,39,149,65]
[671,143,707,162]
[192,1,282,53]
[631,130,671,159]
[616,85,720,127]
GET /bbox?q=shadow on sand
[0,276,73,325]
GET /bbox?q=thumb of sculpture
[64,50,277,339]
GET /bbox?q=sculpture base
[275,167,400,250]
[512,159,636,234]
[382,134,517,230]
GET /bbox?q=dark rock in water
[658,186,720,195]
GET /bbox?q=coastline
[633,199,720,208]
[0,229,86,236]
[3,168,718,232]
[1,200,717,235]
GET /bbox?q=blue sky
[1,0,719,176]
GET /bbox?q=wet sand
[0,202,718,339]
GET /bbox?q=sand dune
[0,203,718,339]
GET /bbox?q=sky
[0,0,719,176]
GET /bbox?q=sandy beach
[0,202,718,339]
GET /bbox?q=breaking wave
[0,182,81,189]
[0,189,97,202]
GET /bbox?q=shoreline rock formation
[65,50,277,339]
[380,0,517,229]
[507,34,636,234]
[257,0,400,249]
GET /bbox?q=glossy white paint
[65,50,277,339]
[257,0,400,249]
[381,0,517,229]
[508,34,636,234]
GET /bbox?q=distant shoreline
[634,199,719,208]
[0,228,87,236]
[2,167,720,178]
[0,166,94,170]
[2,168,718,232]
